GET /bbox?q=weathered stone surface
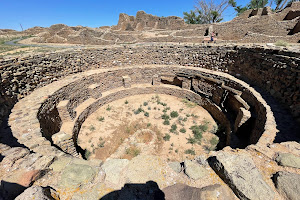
[125,155,167,186]
[273,171,300,200]
[208,151,274,200]
[15,186,54,200]
[168,162,182,173]
[102,159,129,185]
[49,156,73,172]
[275,153,300,168]
[184,160,208,180]
[17,170,40,187]
[59,164,96,189]
[163,183,236,200]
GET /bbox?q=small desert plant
[163,133,171,141]
[162,113,170,120]
[147,123,151,127]
[275,40,289,47]
[170,111,179,118]
[143,102,148,106]
[187,136,197,145]
[210,136,219,150]
[98,141,105,148]
[125,100,129,104]
[148,106,151,110]
[191,114,199,118]
[185,148,195,155]
[89,125,95,131]
[181,99,197,108]
[97,116,105,122]
[170,124,177,133]
[199,124,208,132]
[85,149,91,159]
[144,112,149,117]
[163,119,170,125]
[106,105,112,111]
[180,127,186,133]
[125,146,141,157]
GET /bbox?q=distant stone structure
[8,2,296,44]
[113,11,186,31]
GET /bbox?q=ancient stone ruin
[0,3,300,200]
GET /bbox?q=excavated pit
[2,44,299,199]
[28,65,276,160]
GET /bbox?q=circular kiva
[9,65,277,159]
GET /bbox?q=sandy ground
[78,94,218,161]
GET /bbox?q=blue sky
[1,0,249,31]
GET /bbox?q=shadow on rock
[100,181,165,200]
[0,180,27,200]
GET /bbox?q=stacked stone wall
[0,45,299,127]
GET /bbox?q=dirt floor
[78,94,218,162]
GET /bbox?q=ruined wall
[0,45,299,127]
[26,2,300,44]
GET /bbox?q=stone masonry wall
[0,45,299,127]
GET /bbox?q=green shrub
[163,133,171,141]
[85,149,91,159]
[143,102,148,106]
[98,141,105,148]
[275,40,289,47]
[106,105,112,111]
[210,137,219,147]
[180,128,186,133]
[163,120,170,125]
[144,112,149,117]
[199,124,208,132]
[125,146,141,157]
[125,100,129,104]
[181,99,197,108]
[171,124,177,130]
[97,116,105,122]
[187,136,197,145]
[170,111,179,118]
[89,125,95,131]
[147,123,151,127]
[161,114,170,120]
[184,148,195,155]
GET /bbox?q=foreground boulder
[183,160,208,180]
[275,153,300,169]
[208,151,274,200]
[273,171,300,200]
[15,186,55,200]
[163,183,236,200]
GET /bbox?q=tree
[234,0,299,15]
[183,0,236,24]
[234,0,269,15]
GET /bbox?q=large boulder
[183,160,208,180]
[59,164,96,189]
[102,159,129,185]
[275,153,300,168]
[208,151,274,200]
[273,171,300,200]
[163,183,236,200]
[15,186,55,200]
